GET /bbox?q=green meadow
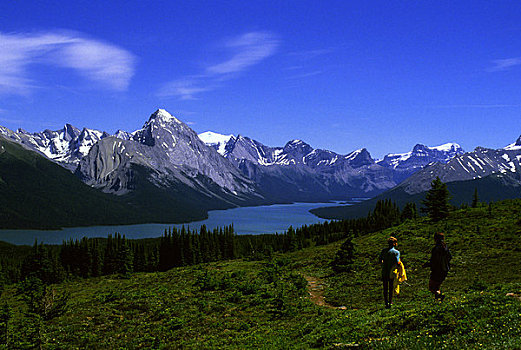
[1,199,521,349]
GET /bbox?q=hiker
[379,236,400,309]
[422,232,452,301]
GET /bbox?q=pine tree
[0,302,11,346]
[421,177,451,221]
[401,202,418,221]
[471,187,479,208]
[21,241,65,285]
[115,235,133,277]
[158,231,172,271]
[90,240,103,277]
[331,233,355,273]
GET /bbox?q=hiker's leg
[388,279,394,305]
[429,279,442,298]
[428,278,436,294]
[383,279,389,305]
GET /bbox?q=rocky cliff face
[201,132,463,201]
[76,110,261,208]
[0,109,473,206]
[0,124,109,170]
[399,137,521,194]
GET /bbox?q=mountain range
[199,131,465,201]
[312,136,521,219]
[1,108,519,228]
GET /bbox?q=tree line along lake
[0,202,346,245]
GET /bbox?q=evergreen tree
[103,235,116,275]
[0,302,11,346]
[21,241,65,285]
[133,243,147,272]
[401,202,418,221]
[90,240,103,277]
[472,187,479,208]
[115,235,133,277]
[158,231,172,271]
[421,177,451,221]
[331,233,355,273]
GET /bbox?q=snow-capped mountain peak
[377,142,465,171]
[149,108,182,124]
[283,139,313,153]
[344,148,374,167]
[430,142,462,152]
[133,109,189,147]
[198,131,234,155]
[345,148,365,160]
[114,130,132,140]
[504,135,521,151]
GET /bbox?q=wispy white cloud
[206,32,279,75]
[287,48,335,60]
[284,47,335,80]
[0,31,136,95]
[159,31,279,100]
[488,57,521,72]
[158,77,212,100]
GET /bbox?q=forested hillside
[0,199,520,348]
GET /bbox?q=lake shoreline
[0,201,348,245]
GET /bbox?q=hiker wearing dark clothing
[379,236,400,309]
[423,232,452,301]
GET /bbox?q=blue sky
[1,1,521,158]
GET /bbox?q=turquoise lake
[0,202,344,245]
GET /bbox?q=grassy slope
[2,200,521,348]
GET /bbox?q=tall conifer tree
[422,177,451,221]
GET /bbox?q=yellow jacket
[392,260,407,295]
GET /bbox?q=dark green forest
[0,198,408,288]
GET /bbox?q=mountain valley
[1,108,520,228]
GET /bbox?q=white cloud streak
[287,48,335,60]
[159,31,279,100]
[158,77,212,100]
[0,31,136,95]
[489,57,521,72]
[206,32,279,75]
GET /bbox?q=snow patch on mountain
[504,135,521,151]
[430,143,462,152]
[198,131,234,155]
[377,143,464,169]
[0,123,110,168]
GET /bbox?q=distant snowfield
[198,131,234,155]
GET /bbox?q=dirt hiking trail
[304,275,346,310]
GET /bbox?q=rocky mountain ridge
[399,139,521,194]
[4,109,511,206]
[195,131,466,201]
[0,124,109,170]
